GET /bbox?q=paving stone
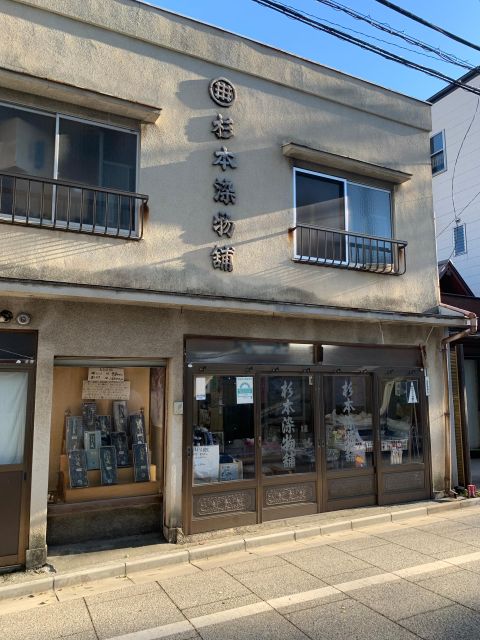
[415,569,480,611]
[281,545,372,578]
[399,603,480,640]
[0,598,94,640]
[83,578,161,606]
[372,529,478,558]
[329,535,389,553]
[321,567,384,586]
[195,609,310,640]
[347,577,452,620]
[0,589,58,615]
[128,561,200,585]
[56,575,133,602]
[347,543,437,571]
[233,563,328,600]
[415,519,471,536]
[223,554,289,576]
[87,586,185,639]
[440,526,480,548]
[183,593,261,619]
[160,567,251,609]
[286,598,418,639]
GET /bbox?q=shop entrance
[0,332,36,570]
[47,359,166,548]
[184,340,432,535]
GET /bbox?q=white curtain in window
[348,184,391,238]
[0,372,28,465]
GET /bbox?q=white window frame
[430,130,447,176]
[0,100,140,237]
[293,167,393,264]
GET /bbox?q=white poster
[195,377,206,401]
[82,380,130,400]
[88,368,124,382]
[193,445,219,482]
[236,376,254,404]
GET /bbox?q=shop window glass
[193,375,255,485]
[379,378,423,465]
[49,365,164,503]
[0,372,28,465]
[261,376,314,475]
[324,375,373,470]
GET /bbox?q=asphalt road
[2,507,480,639]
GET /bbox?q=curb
[1,497,478,600]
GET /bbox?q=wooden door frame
[0,363,37,569]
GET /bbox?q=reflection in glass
[261,376,314,475]
[192,375,254,485]
[324,376,373,470]
[379,379,423,465]
[0,372,28,465]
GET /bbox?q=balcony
[0,172,148,240]
[292,224,407,275]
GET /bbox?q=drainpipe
[439,303,477,494]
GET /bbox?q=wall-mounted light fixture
[16,312,32,326]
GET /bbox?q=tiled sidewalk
[1,504,480,639]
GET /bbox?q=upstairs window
[0,103,141,237]
[430,131,446,175]
[294,168,393,267]
[454,223,467,256]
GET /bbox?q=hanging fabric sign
[407,380,419,404]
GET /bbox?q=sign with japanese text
[82,380,130,400]
[88,368,124,382]
[193,445,219,482]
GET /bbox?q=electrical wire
[302,9,469,64]
[251,0,480,97]
[315,0,474,69]
[373,0,480,54]
[435,96,480,239]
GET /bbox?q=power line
[373,0,480,54]
[301,7,469,65]
[315,0,474,70]
[251,0,480,97]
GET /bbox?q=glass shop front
[184,338,432,535]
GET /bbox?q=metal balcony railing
[0,172,148,239]
[292,224,407,275]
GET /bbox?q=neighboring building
[429,68,480,294]
[439,260,480,489]
[0,0,470,572]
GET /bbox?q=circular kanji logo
[209,77,236,107]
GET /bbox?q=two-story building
[0,0,471,572]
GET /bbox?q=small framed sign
[100,446,118,485]
[110,431,129,467]
[65,415,84,452]
[133,443,150,482]
[68,450,89,488]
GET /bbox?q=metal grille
[0,172,148,240]
[292,224,407,275]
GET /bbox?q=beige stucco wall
[0,0,440,315]
[1,295,445,559]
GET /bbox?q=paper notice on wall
[195,377,206,401]
[236,376,254,404]
[193,445,219,482]
[82,380,130,400]
[425,375,430,397]
[88,368,124,382]
[407,381,419,404]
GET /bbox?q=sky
[146,0,480,101]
